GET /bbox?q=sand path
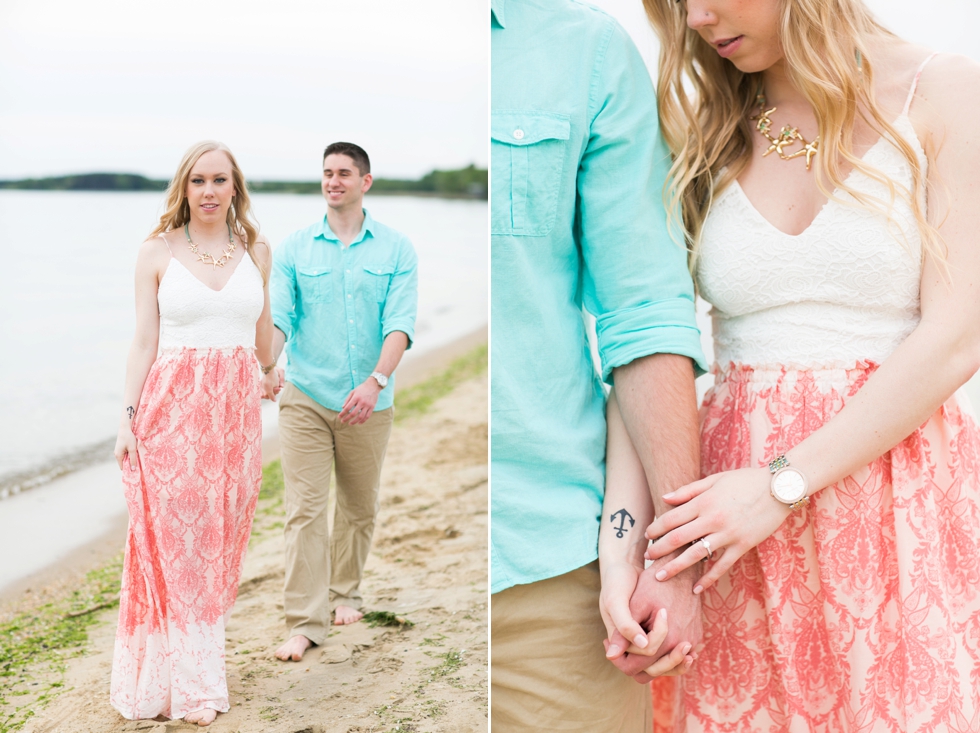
[22,368,487,733]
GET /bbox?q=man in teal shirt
[269,142,417,663]
[491,1,708,729]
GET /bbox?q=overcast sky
[0,0,487,180]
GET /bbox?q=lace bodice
[697,108,927,370]
[157,251,264,351]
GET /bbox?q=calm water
[0,191,487,488]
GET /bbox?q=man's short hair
[323,142,371,175]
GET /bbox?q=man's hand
[605,557,702,682]
[339,378,381,424]
[260,369,280,401]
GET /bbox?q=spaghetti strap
[158,234,173,256]
[902,52,939,115]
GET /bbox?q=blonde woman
[110,141,279,726]
[601,0,980,728]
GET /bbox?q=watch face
[772,468,807,503]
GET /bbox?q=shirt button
[348,294,352,299]
[349,319,353,324]
[346,269,351,274]
[513,129,524,140]
[351,345,355,349]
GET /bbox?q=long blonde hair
[150,140,267,283]
[644,0,943,272]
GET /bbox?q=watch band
[371,371,388,388]
[768,455,790,473]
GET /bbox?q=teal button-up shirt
[491,0,707,594]
[271,209,418,412]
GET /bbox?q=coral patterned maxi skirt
[110,347,262,720]
[654,363,980,732]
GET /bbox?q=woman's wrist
[600,535,648,572]
[119,405,136,428]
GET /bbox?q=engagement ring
[698,537,713,559]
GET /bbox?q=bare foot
[184,709,217,726]
[334,605,364,625]
[275,634,314,662]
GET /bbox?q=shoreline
[0,325,487,610]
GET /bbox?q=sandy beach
[2,330,487,733]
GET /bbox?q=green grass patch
[0,555,124,733]
[425,649,464,679]
[394,344,487,423]
[362,611,414,628]
[420,633,447,647]
[256,459,285,514]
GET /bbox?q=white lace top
[697,62,933,370]
[157,247,264,352]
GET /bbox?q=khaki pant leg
[278,382,335,645]
[329,406,393,609]
[491,561,652,733]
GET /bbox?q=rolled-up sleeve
[270,238,297,341]
[576,22,707,384]
[380,237,418,349]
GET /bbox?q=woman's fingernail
[655,570,667,581]
[682,643,692,655]
[606,643,622,658]
[659,608,667,620]
[633,634,648,649]
[663,491,675,499]
[693,585,703,594]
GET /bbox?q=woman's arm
[252,238,280,401]
[600,390,694,679]
[646,55,980,592]
[113,239,166,471]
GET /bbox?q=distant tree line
[0,164,488,199]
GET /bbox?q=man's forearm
[373,331,409,377]
[612,353,700,516]
[272,327,287,362]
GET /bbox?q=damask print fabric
[652,363,980,732]
[109,347,262,720]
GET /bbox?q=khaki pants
[491,562,652,732]
[278,382,393,645]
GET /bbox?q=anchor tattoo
[609,508,635,539]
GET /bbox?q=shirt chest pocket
[363,264,394,302]
[297,267,333,304]
[491,111,570,237]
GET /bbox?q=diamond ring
[698,537,712,559]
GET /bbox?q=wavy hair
[149,141,266,283]
[643,0,944,273]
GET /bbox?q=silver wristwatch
[370,371,389,389]
[768,455,809,511]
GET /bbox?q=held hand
[260,369,280,401]
[600,560,695,681]
[114,427,138,472]
[275,366,285,393]
[339,379,381,425]
[604,560,702,681]
[645,467,791,594]
[599,561,659,659]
